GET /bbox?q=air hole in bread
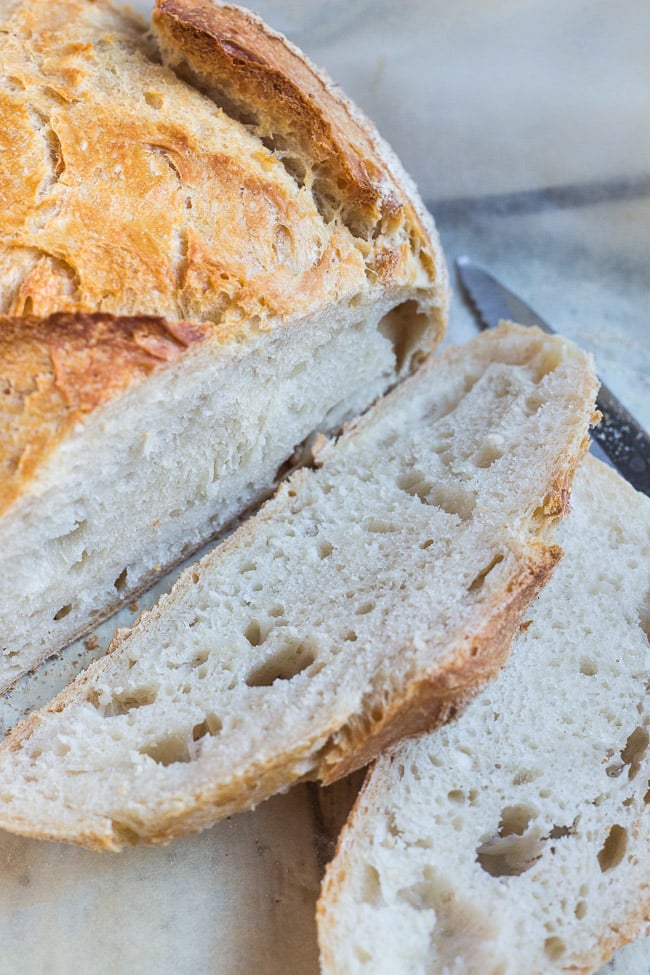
[644,783,650,804]
[140,732,191,766]
[468,554,505,593]
[397,470,433,503]
[356,601,375,616]
[473,440,505,468]
[192,713,222,742]
[364,518,400,534]
[343,630,357,642]
[620,726,649,779]
[105,685,158,716]
[191,649,209,668]
[597,824,628,871]
[476,831,542,877]
[544,937,566,961]
[377,301,430,375]
[447,789,465,804]
[549,823,573,840]
[420,538,434,550]
[318,540,334,559]
[524,390,546,416]
[575,900,587,919]
[144,90,164,109]
[245,640,316,687]
[53,604,72,621]
[476,805,542,877]
[580,658,598,676]
[428,483,475,521]
[360,864,381,906]
[114,568,128,592]
[605,762,625,779]
[499,804,536,836]
[244,619,268,647]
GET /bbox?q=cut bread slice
[0,324,597,850]
[0,0,448,689]
[318,457,650,975]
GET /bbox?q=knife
[456,256,650,497]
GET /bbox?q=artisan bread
[0,324,597,849]
[318,457,650,975]
[0,0,448,688]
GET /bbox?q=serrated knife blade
[456,256,650,497]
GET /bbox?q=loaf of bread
[0,0,448,690]
[318,457,650,975]
[0,324,597,849]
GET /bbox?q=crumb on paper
[129,600,139,612]
[85,636,99,651]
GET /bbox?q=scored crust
[152,1,445,260]
[1,0,448,324]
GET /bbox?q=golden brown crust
[0,0,388,321]
[0,0,446,326]
[154,0,400,236]
[317,541,562,785]
[151,0,447,304]
[0,312,210,516]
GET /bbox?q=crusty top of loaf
[0,312,210,516]
[152,0,436,251]
[0,0,446,323]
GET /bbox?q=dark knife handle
[592,384,650,496]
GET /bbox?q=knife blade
[456,256,650,497]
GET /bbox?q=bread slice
[318,457,650,975]
[0,0,448,688]
[0,323,597,850]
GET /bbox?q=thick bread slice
[0,0,448,688]
[318,457,650,975]
[0,324,597,850]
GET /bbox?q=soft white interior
[0,325,596,848]
[0,290,433,691]
[319,458,650,975]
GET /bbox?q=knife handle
[592,384,650,496]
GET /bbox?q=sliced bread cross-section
[318,457,650,975]
[0,323,597,850]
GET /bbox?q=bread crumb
[84,636,99,651]
[129,601,139,613]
